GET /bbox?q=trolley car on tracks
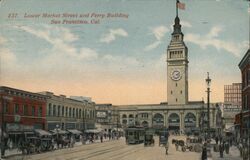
[125,127,145,144]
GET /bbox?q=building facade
[238,49,250,143]
[0,86,47,132]
[224,83,242,107]
[0,86,47,147]
[221,103,241,131]
[167,16,188,105]
[39,92,95,131]
[117,14,218,133]
[95,104,120,132]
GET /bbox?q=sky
[0,0,249,105]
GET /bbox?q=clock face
[171,69,181,81]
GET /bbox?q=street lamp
[56,124,59,140]
[205,72,211,140]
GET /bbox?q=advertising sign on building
[97,111,107,118]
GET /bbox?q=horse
[55,137,70,149]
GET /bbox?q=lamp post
[116,109,119,139]
[56,124,59,140]
[205,72,211,140]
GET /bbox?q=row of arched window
[47,103,95,119]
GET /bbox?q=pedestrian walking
[219,143,224,158]
[215,136,219,145]
[201,143,207,160]
[224,141,230,154]
[100,135,103,143]
[239,142,243,157]
[165,141,169,155]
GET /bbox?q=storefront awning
[85,129,101,133]
[67,129,82,135]
[50,129,68,135]
[35,129,52,136]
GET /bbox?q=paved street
[6,135,201,160]
[211,145,241,160]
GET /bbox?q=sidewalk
[210,142,241,160]
[1,137,123,159]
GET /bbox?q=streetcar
[125,127,145,144]
[159,128,169,146]
[144,129,155,146]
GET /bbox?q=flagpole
[176,0,178,17]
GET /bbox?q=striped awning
[35,129,52,136]
[67,129,82,134]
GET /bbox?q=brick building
[0,86,47,147]
[238,49,250,144]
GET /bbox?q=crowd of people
[0,131,122,158]
[200,134,249,160]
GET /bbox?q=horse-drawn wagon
[186,136,202,152]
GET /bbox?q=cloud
[185,26,247,57]
[206,26,222,38]
[100,28,128,43]
[144,41,162,51]
[17,25,98,60]
[103,54,140,66]
[152,26,169,41]
[144,26,169,51]
[0,48,16,63]
[0,36,16,63]
[180,20,192,28]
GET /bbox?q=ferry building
[117,15,218,133]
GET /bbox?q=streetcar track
[72,145,129,160]
[107,145,145,160]
[26,140,123,160]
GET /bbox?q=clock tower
[167,15,188,105]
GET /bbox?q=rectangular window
[69,108,71,117]
[4,102,9,114]
[248,69,250,85]
[53,105,56,116]
[32,106,35,116]
[57,106,60,117]
[23,105,28,115]
[66,107,68,117]
[245,95,248,110]
[14,104,19,114]
[38,106,42,117]
[62,106,64,117]
[48,104,52,116]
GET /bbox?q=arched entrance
[152,113,164,128]
[184,113,196,128]
[122,119,127,125]
[141,121,149,128]
[168,113,180,131]
[128,114,134,126]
